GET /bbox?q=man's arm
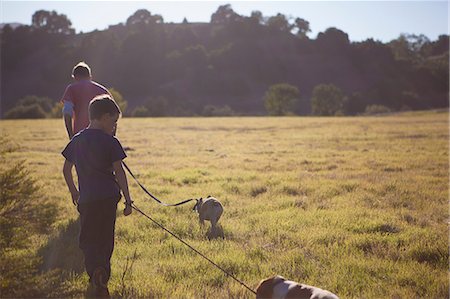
[113,160,133,215]
[63,159,79,206]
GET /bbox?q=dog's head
[192,198,203,212]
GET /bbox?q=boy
[62,94,132,296]
[61,61,112,139]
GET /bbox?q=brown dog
[256,275,339,299]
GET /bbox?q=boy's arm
[64,114,74,139]
[113,160,133,203]
[63,159,79,206]
[61,88,74,140]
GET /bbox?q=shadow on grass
[36,217,89,297]
[39,217,84,273]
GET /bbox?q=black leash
[122,161,195,207]
[131,203,257,296]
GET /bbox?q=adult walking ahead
[61,62,112,139]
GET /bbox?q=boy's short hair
[89,95,121,120]
[72,61,91,78]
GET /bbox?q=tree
[389,34,430,62]
[210,4,242,24]
[264,83,299,116]
[267,13,293,32]
[31,10,75,34]
[250,11,264,25]
[311,84,345,116]
[294,18,311,39]
[126,9,163,27]
[108,88,128,116]
[316,27,350,53]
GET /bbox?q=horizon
[0,1,448,42]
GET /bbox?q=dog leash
[122,161,195,207]
[131,202,257,295]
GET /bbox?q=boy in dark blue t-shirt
[62,94,132,296]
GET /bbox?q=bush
[109,88,128,116]
[364,105,392,115]
[4,104,47,119]
[17,95,53,113]
[49,102,63,118]
[0,137,57,296]
[144,96,169,117]
[311,83,345,116]
[264,83,299,116]
[4,95,58,119]
[202,105,235,116]
[131,106,150,117]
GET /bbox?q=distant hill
[1,8,448,117]
[0,22,24,30]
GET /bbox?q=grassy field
[1,110,448,298]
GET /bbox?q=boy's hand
[70,190,79,206]
[123,201,133,216]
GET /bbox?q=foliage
[311,84,345,116]
[131,96,169,117]
[5,104,47,119]
[0,137,57,297]
[131,106,149,117]
[4,95,58,119]
[109,88,128,116]
[267,13,293,32]
[294,18,311,39]
[126,9,163,27]
[264,83,299,116]
[17,95,54,113]
[202,105,235,116]
[210,4,242,24]
[364,105,392,115]
[32,10,75,34]
[1,6,448,117]
[49,102,63,118]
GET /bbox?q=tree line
[1,4,448,118]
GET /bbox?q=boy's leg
[78,202,103,280]
[97,200,118,283]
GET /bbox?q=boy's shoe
[92,267,110,298]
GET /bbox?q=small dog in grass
[193,196,223,238]
[256,275,339,299]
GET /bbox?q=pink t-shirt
[61,80,110,134]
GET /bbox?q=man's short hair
[72,61,91,78]
[89,95,121,120]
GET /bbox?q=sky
[0,1,448,42]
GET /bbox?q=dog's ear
[207,195,211,198]
[192,199,199,211]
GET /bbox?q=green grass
[1,110,448,298]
